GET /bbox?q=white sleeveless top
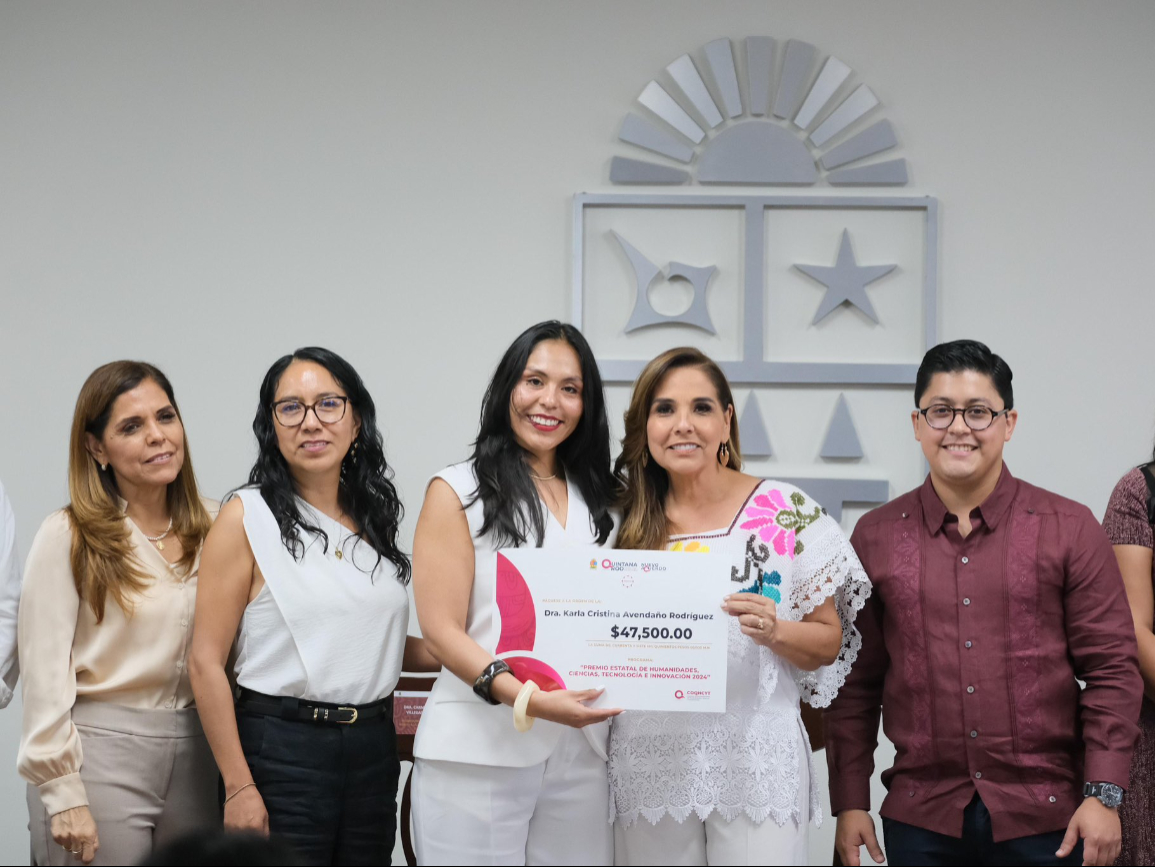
[232,487,409,705]
[413,460,617,768]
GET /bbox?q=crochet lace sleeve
[784,514,872,708]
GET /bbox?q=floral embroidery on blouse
[670,540,711,553]
[729,535,783,601]
[739,489,824,558]
[759,569,782,603]
[732,534,770,587]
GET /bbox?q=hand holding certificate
[495,548,729,712]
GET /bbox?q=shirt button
[181,620,189,628]
[963,597,971,606]
[1049,796,1057,803]
[165,699,173,708]
[975,772,982,779]
[902,512,908,519]
[961,556,969,564]
[965,640,973,648]
[908,791,915,797]
[967,686,975,694]
[1028,508,1035,514]
[970,730,978,738]
[175,661,183,670]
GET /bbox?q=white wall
[1,2,1154,864]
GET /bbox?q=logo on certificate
[675,690,685,700]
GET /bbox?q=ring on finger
[757,617,765,630]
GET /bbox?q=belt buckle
[337,706,359,724]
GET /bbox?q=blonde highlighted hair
[66,361,212,622]
[613,347,741,550]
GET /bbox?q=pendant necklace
[334,509,351,560]
[143,518,174,551]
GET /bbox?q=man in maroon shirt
[825,340,1142,866]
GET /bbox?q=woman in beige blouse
[18,361,216,865]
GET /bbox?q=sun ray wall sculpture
[612,37,908,188]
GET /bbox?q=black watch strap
[472,659,512,705]
[1083,781,1125,808]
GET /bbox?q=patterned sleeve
[780,491,872,708]
[1102,468,1153,549]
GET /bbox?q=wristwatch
[472,659,512,705]
[1083,782,1125,808]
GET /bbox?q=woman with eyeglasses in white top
[190,347,436,866]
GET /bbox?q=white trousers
[614,812,808,867]
[412,727,612,866]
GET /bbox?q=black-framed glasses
[918,404,1009,431]
[273,396,349,427]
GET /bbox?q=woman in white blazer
[411,321,621,866]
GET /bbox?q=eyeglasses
[918,404,1009,431]
[273,396,349,427]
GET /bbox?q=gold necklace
[333,508,355,560]
[141,518,174,551]
[533,475,563,515]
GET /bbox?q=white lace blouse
[608,480,871,828]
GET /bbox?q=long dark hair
[470,321,615,547]
[246,347,410,583]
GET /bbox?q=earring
[99,462,108,472]
[717,441,730,466]
[351,439,359,465]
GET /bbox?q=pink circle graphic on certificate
[504,656,566,692]
[495,553,537,654]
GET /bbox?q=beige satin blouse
[17,500,216,815]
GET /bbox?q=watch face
[1086,782,1124,807]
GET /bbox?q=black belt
[236,688,392,725]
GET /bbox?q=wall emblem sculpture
[574,37,939,521]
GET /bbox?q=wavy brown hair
[66,361,212,622]
[613,347,741,550]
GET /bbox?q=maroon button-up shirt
[825,465,1141,841]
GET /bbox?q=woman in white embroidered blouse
[18,361,217,865]
[609,348,871,866]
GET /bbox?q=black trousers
[883,795,1083,867]
[237,709,401,866]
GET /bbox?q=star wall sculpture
[794,229,896,325]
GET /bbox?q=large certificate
[494,548,729,712]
